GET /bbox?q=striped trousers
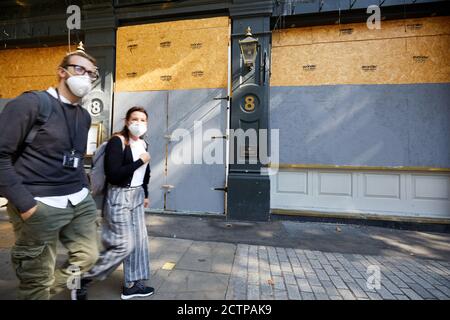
[84,185,150,284]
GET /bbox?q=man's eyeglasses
[64,64,99,82]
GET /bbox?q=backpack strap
[12,91,53,164]
[143,138,149,151]
[24,91,53,145]
[112,134,126,151]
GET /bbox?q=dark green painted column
[227,1,272,222]
[82,3,116,210]
[82,3,116,143]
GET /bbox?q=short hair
[59,51,97,69]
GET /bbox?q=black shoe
[71,278,92,301]
[121,281,154,300]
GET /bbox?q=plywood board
[271,16,450,86]
[118,16,229,38]
[405,35,450,84]
[116,16,229,91]
[272,16,450,47]
[0,46,68,98]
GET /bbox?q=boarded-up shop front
[269,16,450,220]
[115,17,230,214]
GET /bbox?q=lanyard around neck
[56,89,79,153]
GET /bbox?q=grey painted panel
[166,89,227,214]
[113,91,168,210]
[269,84,450,167]
[350,0,384,10]
[406,85,450,167]
[293,0,319,14]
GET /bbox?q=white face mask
[128,122,147,137]
[66,75,92,98]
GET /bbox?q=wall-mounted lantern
[238,27,258,69]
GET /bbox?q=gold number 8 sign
[244,95,255,112]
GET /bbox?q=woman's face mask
[128,122,148,137]
[66,74,93,98]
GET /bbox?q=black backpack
[13,91,53,163]
[0,91,53,203]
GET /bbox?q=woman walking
[76,106,153,300]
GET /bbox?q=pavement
[0,208,449,300]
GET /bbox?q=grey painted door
[166,89,227,214]
[113,89,227,214]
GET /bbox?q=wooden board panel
[0,46,68,98]
[405,35,450,84]
[272,38,411,85]
[272,16,450,46]
[271,16,450,86]
[116,17,229,91]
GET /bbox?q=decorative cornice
[82,4,117,31]
[230,0,273,17]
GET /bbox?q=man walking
[0,44,100,299]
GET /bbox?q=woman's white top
[129,138,148,187]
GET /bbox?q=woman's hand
[144,198,150,208]
[139,152,151,164]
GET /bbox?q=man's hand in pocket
[20,205,38,221]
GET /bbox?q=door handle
[213,96,230,101]
[212,187,228,192]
